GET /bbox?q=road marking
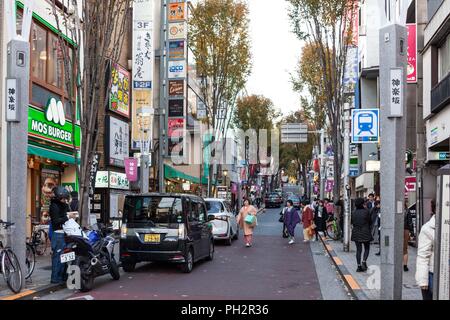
[0,289,35,300]
[344,275,361,290]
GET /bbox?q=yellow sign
[131,90,152,149]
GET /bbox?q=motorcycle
[60,223,120,292]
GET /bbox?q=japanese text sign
[390,68,403,117]
[124,158,138,182]
[407,24,417,83]
[6,78,18,121]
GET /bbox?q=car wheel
[225,234,232,246]
[180,248,194,273]
[205,240,214,261]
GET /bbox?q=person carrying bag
[236,199,258,247]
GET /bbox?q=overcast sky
[246,0,304,116]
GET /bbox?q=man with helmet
[49,186,77,284]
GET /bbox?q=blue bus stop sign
[351,109,379,143]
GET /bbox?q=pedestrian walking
[403,202,414,272]
[283,200,300,245]
[416,200,436,300]
[49,186,77,284]
[351,197,373,272]
[366,193,376,211]
[301,201,315,242]
[236,199,258,247]
[314,200,329,240]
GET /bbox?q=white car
[205,198,239,245]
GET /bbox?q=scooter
[61,224,120,292]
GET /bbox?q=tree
[189,0,252,195]
[279,110,316,198]
[233,95,281,190]
[51,0,131,226]
[291,43,327,130]
[287,0,357,203]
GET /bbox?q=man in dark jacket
[351,197,373,272]
[49,186,76,284]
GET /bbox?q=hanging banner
[132,0,154,91]
[124,158,138,182]
[343,46,358,93]
[407,24,417,83]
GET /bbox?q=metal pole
[343,101,352,252]
[379,23,407,300]
[6,39,30,283]
[140,153,150,193]
[159,0,167,193]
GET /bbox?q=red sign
[407,24,417,83]
[124,158,138,182]
[345,1,359,46]
[405,176,416,192]
[168,118,184,137]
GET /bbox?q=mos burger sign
[28,98,81,148]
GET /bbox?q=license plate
[144,234,160,243]
[60,251,76,263]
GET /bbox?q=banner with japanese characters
[107,115,130,167]
[407,24,417,83]
[132,0,154,92]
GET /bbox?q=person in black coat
[314,200,329,240]
[351,197,374,272]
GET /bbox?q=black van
[119,193,214,273]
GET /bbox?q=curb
[318,236,368,300]
[1,282,66,301]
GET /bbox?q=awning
[28,144,79,164]
[164,164,208,185]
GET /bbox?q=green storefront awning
[28,144,79,165]
[164,164,209,185]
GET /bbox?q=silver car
[205,198,239,246]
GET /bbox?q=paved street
[38,208,349,300]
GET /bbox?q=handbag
[245,214,256,225]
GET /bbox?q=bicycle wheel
[34,229,48,256]
[1,248,23,293]
[327,222,339,240]
[25,243,36,279]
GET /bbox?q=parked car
[265,192,283,208]
[205,198,239,246]
[120,193,214,273]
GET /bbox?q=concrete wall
[360,0,381,69]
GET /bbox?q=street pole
[320,129,325,200]
[159,0,167,193]
[140,153,150,193]
[343,101,352,252]
[379,22,407,300]
[6,39,30,283]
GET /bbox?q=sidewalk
[320,236,422,300]
[0,253,64,300]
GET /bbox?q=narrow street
[39,208,349,300]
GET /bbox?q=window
[206,201,224,214]
[21,11,76,119]
[439,34,450,80]
[123,196,182,225]
[189,199,199,222]
[198,202,206,223]
[31,23,47,80]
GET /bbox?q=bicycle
[29,219,49,256]
[326,215,342,241]
[0,220,23,293]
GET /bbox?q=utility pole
[5,0,33,284]
[159,0,167,193]
[343,101,352,252]
[379,0,409,300]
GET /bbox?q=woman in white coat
[415,200,436,300]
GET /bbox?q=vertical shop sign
[89,153,101,195]
[109,63,130,118]
[124,157,138,182]
[407,24,417,83]
[108,116,130,167]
